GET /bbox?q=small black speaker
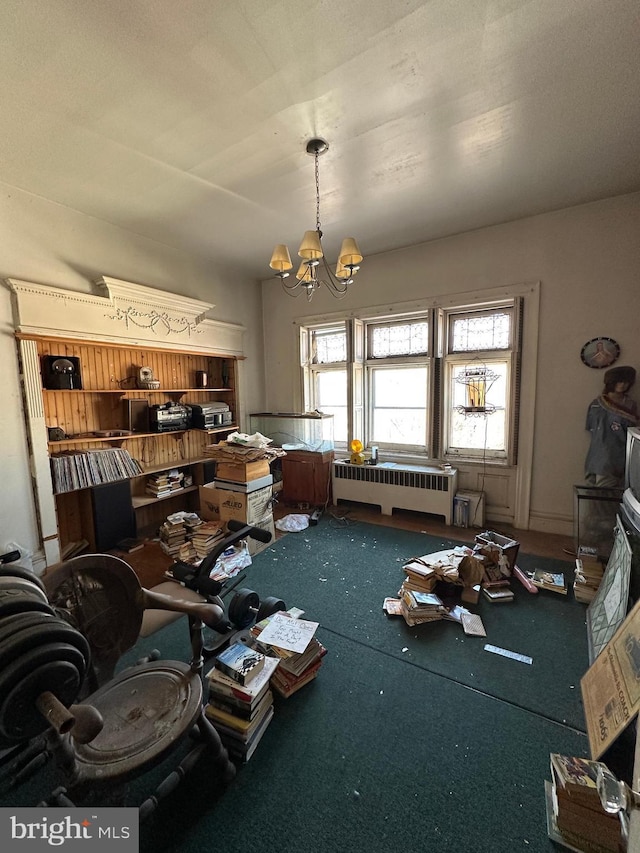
[41,355,83,390]
[194,459,217,486]
[125,398,150,433]
[90,480,136,552]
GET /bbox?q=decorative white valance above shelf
[6,275,245,356]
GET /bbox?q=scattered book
[546,754,623,853]
[116,537,145,554]
[382,597,404,617]
[399,588,446,625]
[215,642,265,686]
[481,587,514,603]
[207,654,280,705]
[530,569,568,595]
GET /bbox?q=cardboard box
[474,530,519,573]
[198,486,221,520]
[241,512,275,557]
[219,485,273,525]
[215,460,271,483]
[215,474,273,494]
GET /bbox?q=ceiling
[1,0,639,281]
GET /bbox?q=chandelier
[269,138,363,301]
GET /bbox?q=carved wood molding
[6,277,245,356]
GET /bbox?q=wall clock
[580,336,620,369]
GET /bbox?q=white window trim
[293,281,540,529]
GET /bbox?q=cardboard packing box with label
[219,484,273,525]
[244,513,276,557]
[198,485,221,520]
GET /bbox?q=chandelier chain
[315,150,322,234]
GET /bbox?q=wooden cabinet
[280,450,334,507]
[32,336,240,554]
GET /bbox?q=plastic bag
[275,514,310,532]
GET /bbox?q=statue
[585,365,639,488]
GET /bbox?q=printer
[189,401,232,429]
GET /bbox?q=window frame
[302,322,349,449]
[298,295,522,466]
[441,302,520,465]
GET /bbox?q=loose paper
[257,611,320,653]
[582,596,640,759]
[484,643,532,665]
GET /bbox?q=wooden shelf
[49,424,237,450]
[48,430,188,449]
[196,424,239,435]
[35,336,239,555]
[42,387,235,394]
[133,456,210,477]
[132,485,199,509]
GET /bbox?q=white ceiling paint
[1,0,638,280]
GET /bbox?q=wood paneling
[31,336,239,551]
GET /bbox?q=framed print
[586,517,632,663]
[581,336,620,369]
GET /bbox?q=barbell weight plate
[0,566,47,594]
[228,588,260,629]
[0,576,50,605]
[0,611,59,648]
[256,596,287,622]
[0,588,55,619]
[0,617,90,674]
[0,643,87,742]
[0,660,81,745]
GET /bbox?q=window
[303,324,348,445]
[366,319,430,452]
[299,298,521,464]
[444,306,518,461]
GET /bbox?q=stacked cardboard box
[215,473,275,556]
[199,469,275,556]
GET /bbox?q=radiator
[332,461,458,524]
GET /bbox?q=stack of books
[546,753,624,853]
[145,468,184,498]
[158,514,196,561]
[530,569,568,595]
[399,588,446,626]
[251,613,327,698]
[190,520,224,559]
[574,550,605,604]
[401,560,439,594]
[205,647,279,763]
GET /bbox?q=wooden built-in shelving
[33,336,239,553]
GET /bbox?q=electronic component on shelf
[149,403,189,433]
[189,402,231,429]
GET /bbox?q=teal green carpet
[240,520,589,730]
[1,520,594,852]
[136,631,587,853]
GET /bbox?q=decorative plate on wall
[580,336,620,369]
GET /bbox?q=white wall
[260,192,640,535]
[0,186,265,566]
